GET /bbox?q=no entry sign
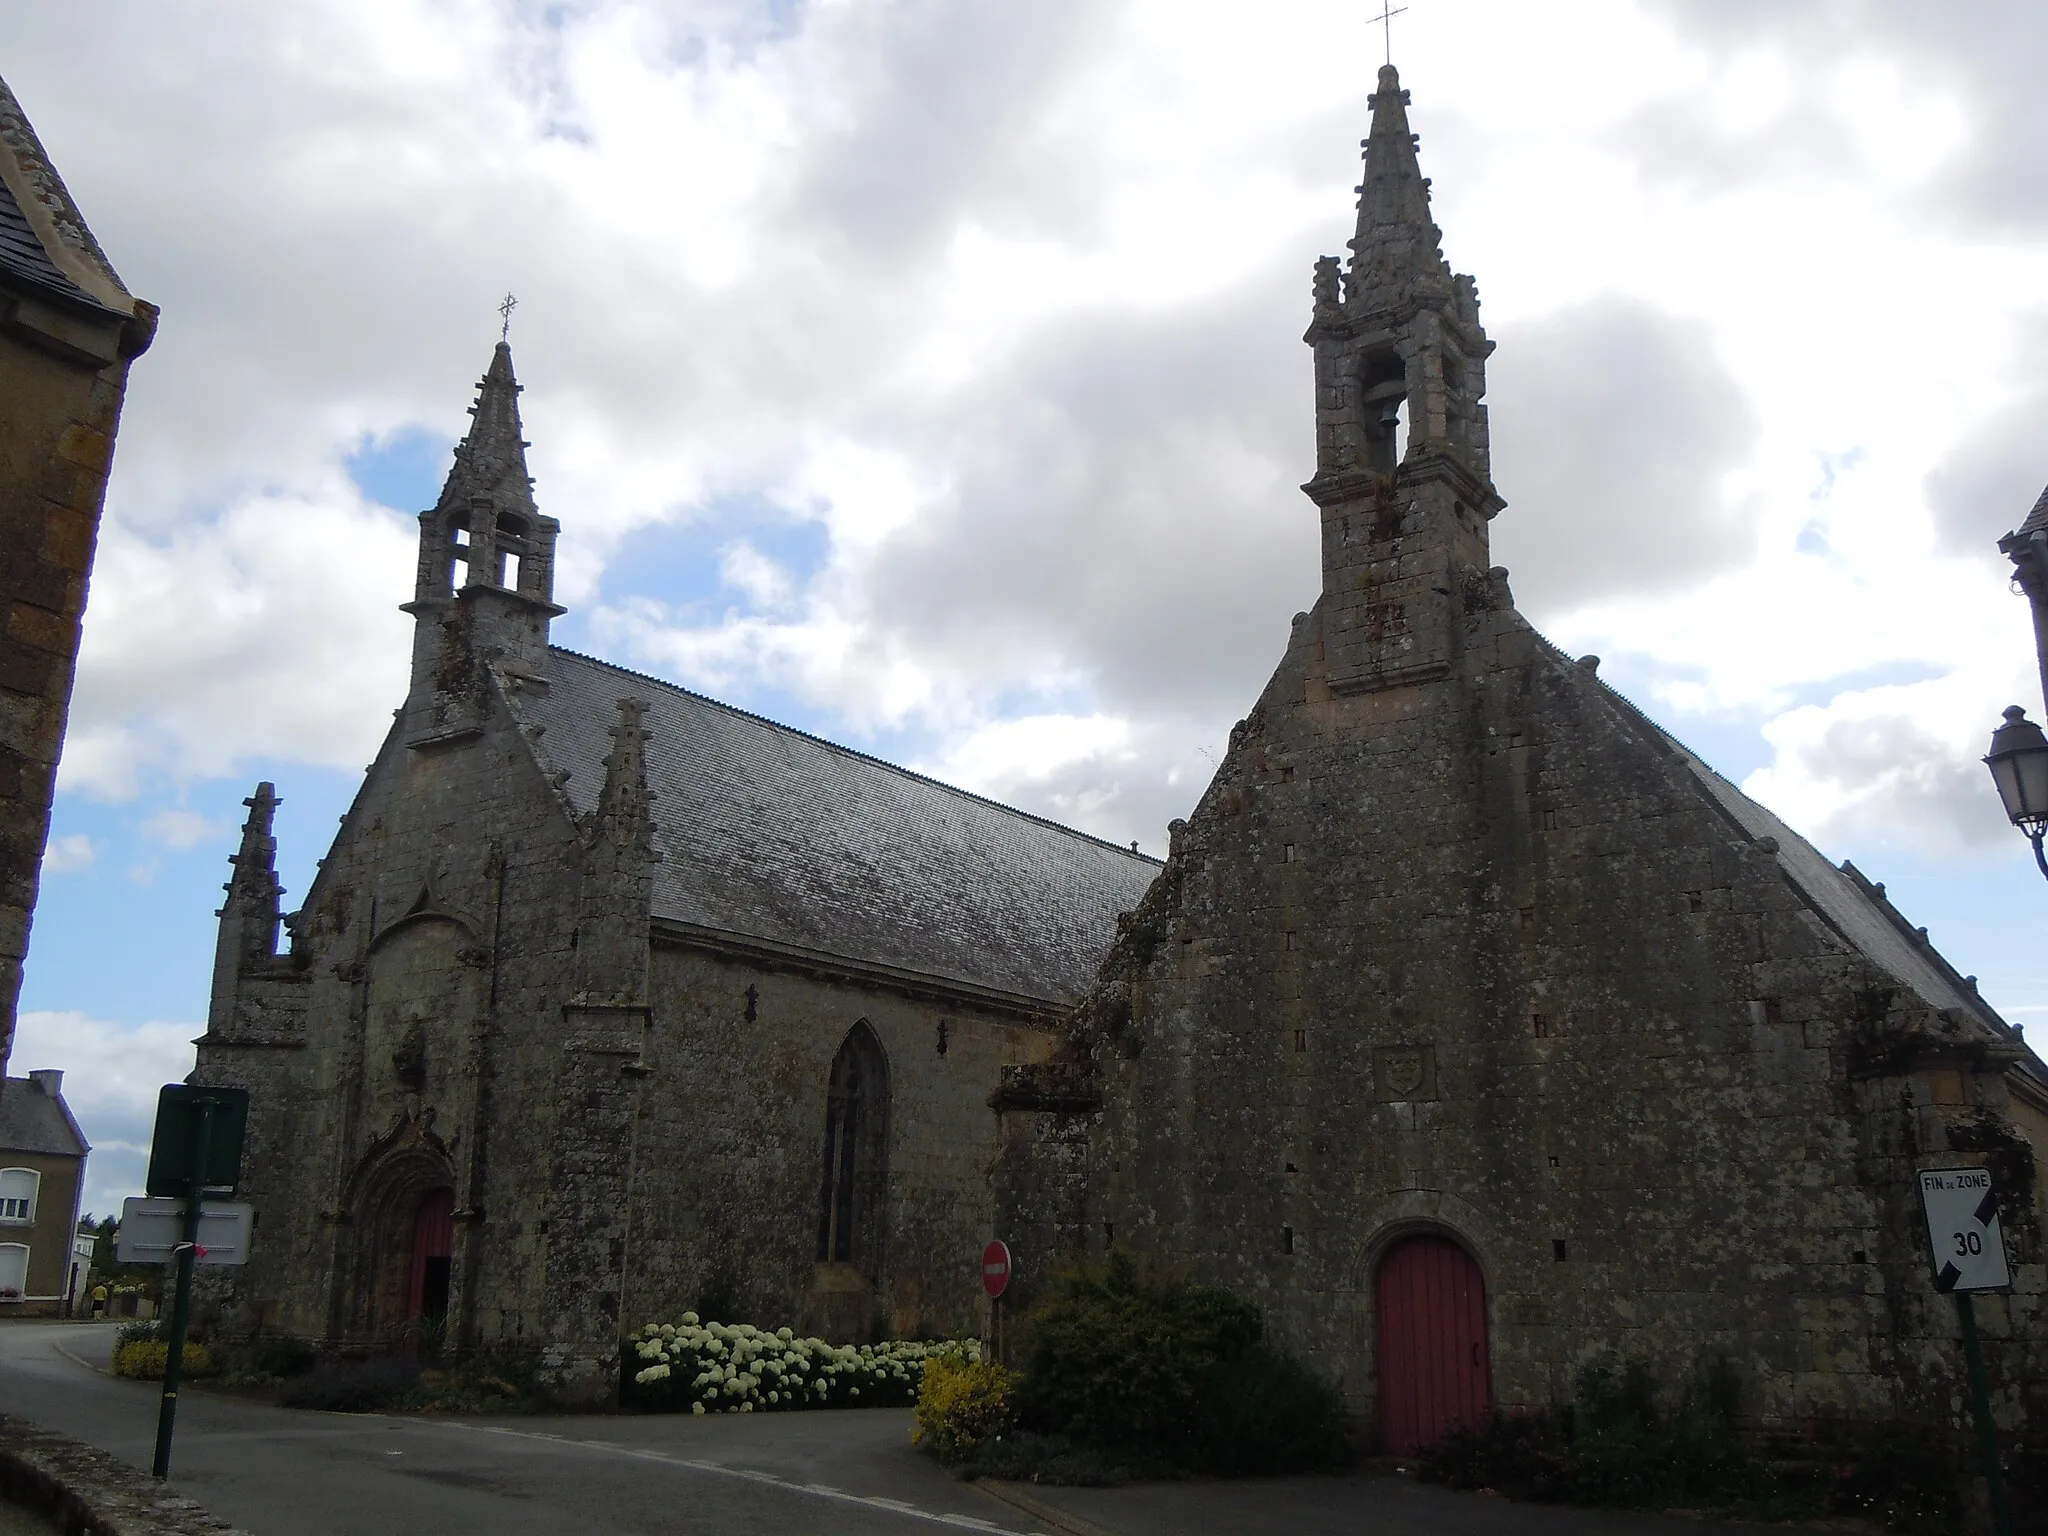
[982,1240,1011,1299]
[1918,1167,2012,1293]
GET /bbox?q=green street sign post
[1918,1166,2014,1536]
[144,1085,249,1480]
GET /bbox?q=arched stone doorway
[1376,1233,1490,1454]
[342,1141,457,1349]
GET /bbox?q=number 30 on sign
[1916,1167,2012,1294]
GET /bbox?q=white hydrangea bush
[624,1312,985,1415]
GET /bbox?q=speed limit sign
[1917,1167,2012,1293]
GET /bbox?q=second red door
[1376,1234,1490,1454]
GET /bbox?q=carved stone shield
[1383,1048,1426,1097]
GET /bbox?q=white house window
[0,1169,36,1224]
[0,1243,27,1298]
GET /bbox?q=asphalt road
[0,1323,1797,1536]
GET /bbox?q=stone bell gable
[993,65,2046,1455]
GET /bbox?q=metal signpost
[139,1085,250,1480]
[982,1240,1011,1366]
[1917,1166,2013,1536]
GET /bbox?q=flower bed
[624,1314,981,1415]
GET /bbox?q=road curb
[52,1336,110,1377]
[974,1480,1119,1536]
[0,1411,250,1535]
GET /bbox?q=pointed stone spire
[403,336,564,722]
[1304,66,1500,697]
[1346,65,1454,315]
[592,697,655,857]
[435,341,537,523]
[210,783,283,1020]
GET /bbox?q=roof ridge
[547,646,1165,867]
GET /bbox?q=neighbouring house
[0,1068,89,1314]
[0,74,156,1074]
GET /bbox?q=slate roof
[0,74,127,317]
[525,648,1162,1005]
[2018,483,2048,541]
[0,1078,88,1158]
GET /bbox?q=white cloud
[0,0,2042,998]
[39,835,95,875]
[140,809,223,851]
[9,1012,198,1219]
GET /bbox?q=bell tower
[1304,64,1503,693]
[401,341,564,741]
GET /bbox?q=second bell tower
[1304,64,1503,694]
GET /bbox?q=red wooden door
[1376,1234,1489,1454]
[407,1189,455,1321]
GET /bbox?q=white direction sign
[115,1197,255,1267]
[1917,1167,2011,1293]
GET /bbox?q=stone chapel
[991,66,2048,1456]
[191,341,1157,1398]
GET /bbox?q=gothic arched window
[815,1023,889,1273]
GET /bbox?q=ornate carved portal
[341,1130,457,1349]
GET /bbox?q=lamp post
[1985,705,2048,880]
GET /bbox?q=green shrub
[279,1360,423,1413]
[1831,1429,1961,1534]
[1195,1345,1353,1476]
[1420,1355,1898,1524]
[914,1347,1019,1465]
[1015,1254,1350,1475]
[249,1335,319,1379]
[112,1340,215,1381]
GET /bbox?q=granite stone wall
[994,581,2046,1446]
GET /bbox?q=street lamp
[1985,704,2048,880]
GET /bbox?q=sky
[5,0,2048,1219]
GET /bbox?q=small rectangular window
[1283,843,1296,863]
[1686,890,1704,913]
[1552,1239,1568,1262]
[1293,1029,1307,1053]
[1283,1226,1295,1255]
[1284,931,1297,951]
[0,1170,37,1225]
[1531,1012,1550,1038]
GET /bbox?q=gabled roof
[0,73,133,318]
[1666,736,2010,1033]
[1571,643,2023,1046]
[524,648,1162,1006]
[0,1078,88,1159]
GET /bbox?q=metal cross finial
[497,290,518,342]
[1370,1,1407,66]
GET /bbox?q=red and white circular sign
[981,1239,1011,1299]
